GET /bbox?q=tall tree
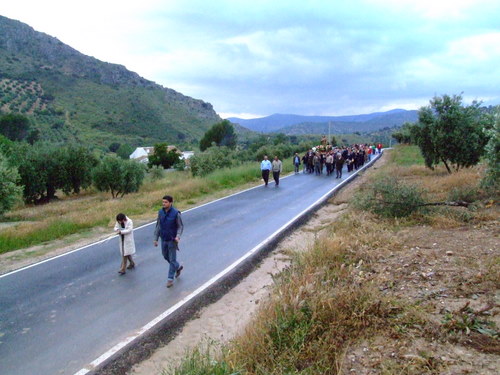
[199,120,237,151]
[411,94,492,173]
[16,143,61,203]
[148,143,180,169]
[116,144,134,159]
[58,144,98,195]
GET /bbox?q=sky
[2,0,500,118]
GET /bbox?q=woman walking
[114,213,136,275]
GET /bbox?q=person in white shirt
[260,155,272,186]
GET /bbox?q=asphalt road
[0,153,381,375]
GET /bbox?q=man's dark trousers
[262,169,270,185]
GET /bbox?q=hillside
[229,109,418,134]
[0,15,221,149]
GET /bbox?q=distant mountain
[0,15,221,148]
[228,109,417,134]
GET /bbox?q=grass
[0,218,108,251]
[0,162,274,254]
[389,145,424,166]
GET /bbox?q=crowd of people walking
[262,142,382,187]
[301,143,381,177]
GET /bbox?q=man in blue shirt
[154,195,184,288]
[260,155,272,186]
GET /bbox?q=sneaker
[175,265,184,278]
[166,280,174,288]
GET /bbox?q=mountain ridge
[0,15,221,148]
[228,109,417,134]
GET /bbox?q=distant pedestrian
[325,152,334,176]
[154,195,184,288]
[313,153,321,175]
[114,213,136,275]
[260,155,272,186]
[307,150,315,173]
[301,152,308,173]
[335,153,344,178]
[292,153,301,174]
[377,143,382,154]
[272,156,283,186]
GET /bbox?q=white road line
[72,152,382,375]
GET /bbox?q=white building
[181,151,194,160]
[129,147,155,164]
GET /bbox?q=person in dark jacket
[335,152,344,179]
[293,153,301,174]
[154,195,184,288]
[347,150,355,172]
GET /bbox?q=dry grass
[365,146,496,229]
[220,212,424,375]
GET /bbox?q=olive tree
[16,143,62,203]
[58,144,98,195]
[411,94,492,173]
[92,156,146,198]
[15,143,97,203]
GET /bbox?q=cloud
[2,0,499,117]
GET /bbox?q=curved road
[0,153,381,375]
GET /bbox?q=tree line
[0,139,147,215]
[0,119,238,216]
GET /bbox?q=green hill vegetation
[0,15,221,150]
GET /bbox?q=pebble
[446,251,453,256]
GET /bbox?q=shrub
[190,146,237,177]
[148,165,164,181]
[92,156,146,198]
[174,158,186,171]
[254,143,295,161]
[354,177,426,218]
[448,186,480,203]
